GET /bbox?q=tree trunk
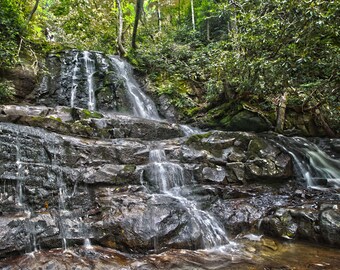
[315,109,336,137]
[116,0,126,56]
[190,0,195,31]
[157,0,162,32]
[132,0,144,49]
[25,0,40,25]
[178,0,181,26]
[275,92,287,133]
[206,18,210,41]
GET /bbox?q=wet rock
[260,204,340,247]
[95,191,208,252]
[225,162,245,184]
[202,166,227,183]
[0,105,184,140]
[84,164,138,185]
[185,131,293,183]
[320,208,340,246]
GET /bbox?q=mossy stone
[223,110,270,132]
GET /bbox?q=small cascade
[15,142,24,206]
[110,56,160,120]
[83,51,96,111]
[148,149,187,192]
[147,149,229,249]
[275,136,340,189]
[83,238,93,249]
[50,144,69,250]
[70,52,80,108]
[180,124,202,136]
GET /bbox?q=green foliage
[0,80,15,103]
[0,0,24,67]
[0,0,338,132]
[131,0,339,130]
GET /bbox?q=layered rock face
[0,51,339,260]
[0,115,294,257]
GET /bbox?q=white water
[277,136,340,189]
[84,238,93,249]
[109,56,160,120]
[15,143,24,206]
[180,124,202,136]
[51,145,69,250]
[148,149,229,248]
[84,51,96,111]
[70,52,79,108]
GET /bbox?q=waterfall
[276,136,340,189]
[83,51,96,111]
[147,149,229,249]
[109,56,160,120]
[50,144,69,250]
[180,124,202,136]
[70,52,79,108]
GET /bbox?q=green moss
[247,138,266,158]
[220,115,232,126]
[48,116,63,123]
[184,106,201,117]
[185,132,212,145]
[71,120,94,135]
[80,109,103,119]
[123,165,136,173]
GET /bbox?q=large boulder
[223,110,271,132]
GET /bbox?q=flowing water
[147,149,229,249]
[70,52,79,108]
[109,56,160,120]
[84,51,96,111]
[275,135,340,189]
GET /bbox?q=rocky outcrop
[0,115,340,258]
[0,117,295,257]
[0,105,183,140]
[184,131,293,184]
[260,202,340,246]
[32,51,132,112]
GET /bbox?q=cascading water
[49,144,69,250]
[146,149,229,249]
[70,52,79,108]
[275,136,340,189]
[15,142,24,206]
[84,51,96,111]
[109,56,160,120]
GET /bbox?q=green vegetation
[0,81,15,103]
[0,0,339,134]
[80,109,104,119]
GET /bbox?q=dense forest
[0,0,339,136]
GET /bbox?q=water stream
[84,51,96,111]
[109,56,160,120]
[275,135,340,189]
[70,52,79,108]
[147,149,229,249]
